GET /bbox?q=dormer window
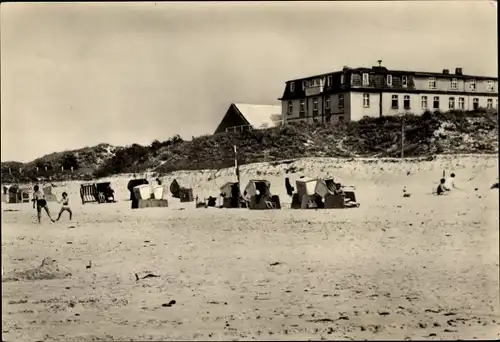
[487,81,495,91]
[450,78,458,90]
[469,79,476,91]
[362,73,369,86]
[387,75,393,86]
[311,78,321,87]
[402,75,408,87]
[429,77,437,89]
[290,82,295,92]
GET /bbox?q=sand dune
[2,155,499,341]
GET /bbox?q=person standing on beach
[32,185,55,223]
[56,192,73,221]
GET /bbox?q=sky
[1,1,497,162]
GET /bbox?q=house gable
[214,104,251,134]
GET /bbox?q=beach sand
[2,155,499,341]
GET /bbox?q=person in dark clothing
[285,177,294,197]
[32,185,55,223]
[230,183,240,208]
[207,196,217,207]
[436,178,448,196]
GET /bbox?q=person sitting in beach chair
[333,181,345,197]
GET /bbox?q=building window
[300,100,306,116]
[433,96,440,109]
[497,99,498,109]
[287,101,293,115]
[473,98,479,110]
[469,79,476,91]
[363,93,370,108]
[313,98,318,112]
[302,81,306,90]
[340,74,345,85]
[392,95,399,109]
[325,96,330,110]
[402,76,408,87]
[327,76,332,86]
[362,73,369,86]
[450,78,458,90]
[487,81,495,91]
[449,97,455,110]
[429,77,436,89]
[290,82,295,92]
[421,96,428,109]
[338,94,344,108]
[387,75,393,86]
[338,116,344,122]
[487,98,493,109]
[404,95,410,109]
[458,97,465,110]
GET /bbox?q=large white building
[279,63,498,125]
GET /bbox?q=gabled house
[214,103,283,134]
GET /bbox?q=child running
[56,192,73,221]
[32,185,55,223]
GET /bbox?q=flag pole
[234,145,242,200]
[400,114,405,158]
[234,145,240,186]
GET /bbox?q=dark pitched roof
[284,66,498,83]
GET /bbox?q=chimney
[442,69,450,75]
[377,60,383,67]
[455,67,463,75]
[342,65,349,71]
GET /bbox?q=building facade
[279,64,498,124]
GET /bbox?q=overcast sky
[1,1,497,162]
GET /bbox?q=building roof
[233,103,282,129]
[285,66,498,83]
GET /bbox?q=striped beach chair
[80,183,99,204]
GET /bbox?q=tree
[171,134,183,144]
[151,139,162,151]
[61,153,79,170]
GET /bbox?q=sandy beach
[2,155,499,341]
